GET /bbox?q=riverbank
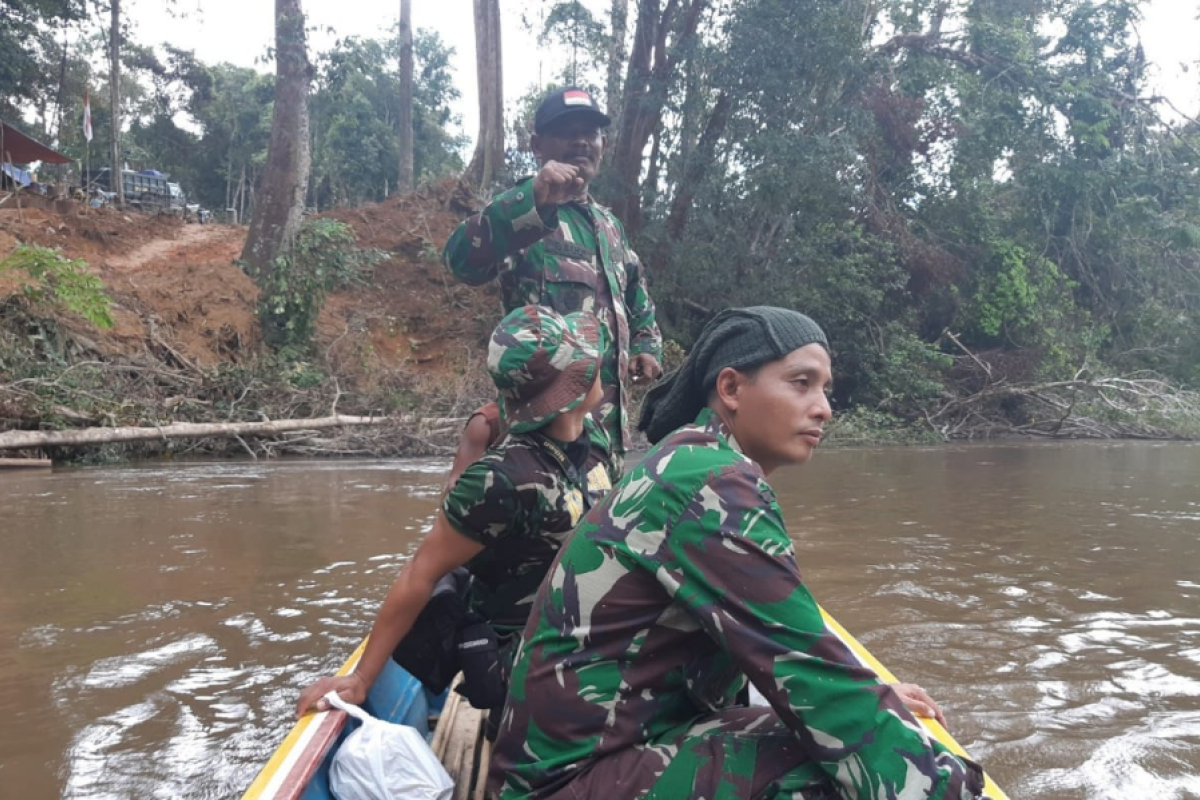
[3,183,1197,464]
[0,182,504,463]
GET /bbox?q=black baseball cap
[533,86,611,135]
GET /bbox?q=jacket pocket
[539,258,599,314]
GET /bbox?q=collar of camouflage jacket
[693,407,744,457]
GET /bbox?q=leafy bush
[0,244,114,329]
[249,218,386,350]
[962,237,1078,349]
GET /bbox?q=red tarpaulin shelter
[0,119,72,165]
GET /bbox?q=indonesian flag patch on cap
[563,89,593,107]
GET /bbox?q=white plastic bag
[326,691,454,800]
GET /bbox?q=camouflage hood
[488,305,602,433]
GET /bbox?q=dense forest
[3,0,1199,446]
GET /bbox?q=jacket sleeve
[658,464,986,800]
[442,462,522,544]
[443,177,557,286]
[622,244,662,359]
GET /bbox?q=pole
[7,150,23,222]
[109,0,123,207]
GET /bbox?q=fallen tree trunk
[0,414,464,450]
[0,457,52,468]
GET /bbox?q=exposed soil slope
[0,181,499,457]
[0,180,495,377]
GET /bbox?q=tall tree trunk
[108,0,123,206]
[53,23,68,143]
[665,90,731,242]
[237,163,247,223]
[463,0,504,190]
[397,0,414,192]
[609,0,708,236]
[240,0,312,347]
[606,0,629,126]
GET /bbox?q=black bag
[454,618,506,710]
[391,567,471,694]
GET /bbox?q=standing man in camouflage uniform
[296,306,616,716]
[444,86,663,461]
[492,307,988,800]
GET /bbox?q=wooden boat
[241,610,1009,800]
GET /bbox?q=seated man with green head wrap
[490,306,988,800]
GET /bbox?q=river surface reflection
[2,441,1199,799]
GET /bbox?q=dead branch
[926,373,1200,440]
[939,330,993,382]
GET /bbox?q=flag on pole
[83,92,93,142]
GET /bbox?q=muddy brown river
[2,441,1199,799]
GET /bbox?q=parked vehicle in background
[84,169,174,213]
[168,182,187,214]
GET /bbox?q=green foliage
[5,0,1200,438]
[0,0,87,119]
[245,219,385,350]
[538,1,607,86]
[407,30,469,180]
[634,0,1200,432]
[824,407,945,446]
[0,245,114,329]
[968,247,1094,382]
[283,359,329,389]
[963,238,1078,345]
[309,30,465,208]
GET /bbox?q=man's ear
[712,367,743,413]
[530,132,543,160]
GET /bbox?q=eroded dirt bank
[0,181,500,461]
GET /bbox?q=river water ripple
[2,441,1198,799]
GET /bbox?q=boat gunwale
[239,640,367,800]
[819,607,1010,800]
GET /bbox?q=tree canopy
[5,0,1199,428]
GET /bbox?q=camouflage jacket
[443,177,662,454]
[492,408,986,799]
[441,418,615,635]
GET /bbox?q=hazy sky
[133,0,1200,143]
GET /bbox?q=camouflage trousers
[544,707,836,800]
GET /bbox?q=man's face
[725,343,833,475]
[531,117,606,183]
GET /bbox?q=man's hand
[533,160,585,207]
[891,682,948,728]
[295,672,369,719]
[629,353,662,385]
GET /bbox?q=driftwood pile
[927,376,1200,439]
[928,332,1200,440]
[0,330,481,459]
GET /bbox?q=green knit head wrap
[638,306,829,444]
